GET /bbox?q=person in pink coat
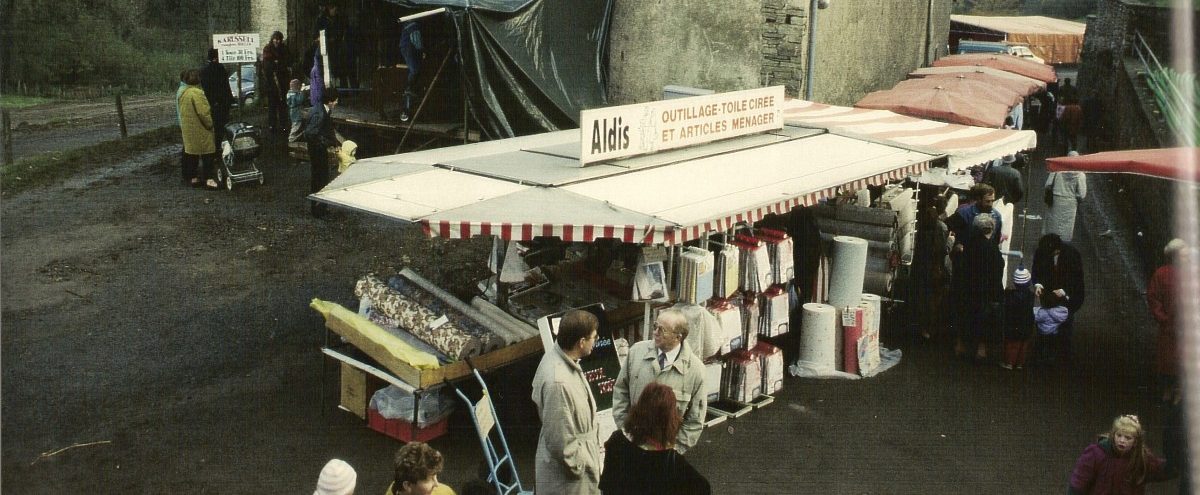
[1069,415,1168,494]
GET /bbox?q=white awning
[314,124,939,245]
[781,99,1037,171]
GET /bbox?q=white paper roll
[860,293,882,335]
[828,236,869,309]
[799,303,838,368]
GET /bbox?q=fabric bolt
[716,245,740,298]
[799,303,838,369]
[753,342,785,394]
[708,301,744,353]
[612,340,707,454]
[532,345,601,495]
[388,275,501,350]
[828,236,869,309]
[671,303,723,360]
[360,302,452,364]
[721,351,762,403]
[842,306,865,374]
[354,275,484,359]
[736,296,759,351]
[758,286,790,338]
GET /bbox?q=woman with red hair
[598,382,710,494]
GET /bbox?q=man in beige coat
[612,308,707,454]
[532,310,601,495]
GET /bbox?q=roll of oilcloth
[388,273,508,352]
[860,293,882,335]
[828,236,869,309]
[355,275,484,359]
[799,303,838,368]
[470,297,540,340]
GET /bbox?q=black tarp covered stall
[386,0,613,139]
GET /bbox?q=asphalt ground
[0,115,1185,493]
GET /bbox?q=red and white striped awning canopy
[313,124,938,245]
[781,99,1037,171]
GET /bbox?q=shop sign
[579,86,784,165]
[212,33,260,64]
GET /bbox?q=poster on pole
[212,33,260,64]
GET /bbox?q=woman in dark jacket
[599,383,710,495]
[954,213,1004,362]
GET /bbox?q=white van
[957,40,1046,64]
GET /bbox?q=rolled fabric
[841,306,864,374]
[860,294,882,336]
[828,236,869,309]
[387,273,506,352]
[398,269,517,346]
[799,303,838,369]
[354,275,483,359]
[470,297,541,341]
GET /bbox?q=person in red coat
[1069,415,1168,495]
[1147,238,1188,403]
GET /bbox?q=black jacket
[304,103,337,149]
[199,60,233,110]
[1032,242,1086,314]
[598,431,711,495]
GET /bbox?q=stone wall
[608,0,954,106]
[250,0,289,43]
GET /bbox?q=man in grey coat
[984,154,1025,204]
[612,308,707,454]
[532,310,601,495]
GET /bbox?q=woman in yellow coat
[178,69,218,189]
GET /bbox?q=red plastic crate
[367,407,449,443]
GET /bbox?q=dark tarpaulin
[390,0,612,138]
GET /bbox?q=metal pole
[1,109,13,166]
[804,0,819,100]
[114,92,128,138]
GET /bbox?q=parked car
[957,40,1046,64]
[228,64,257,106]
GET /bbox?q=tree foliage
[1,0,244,93]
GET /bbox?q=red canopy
[932,53,1058,84]
[1046,148,1200,182]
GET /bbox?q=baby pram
[217,122,264,190]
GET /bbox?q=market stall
[311,87,1034,441]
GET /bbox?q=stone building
[608,0,955,106]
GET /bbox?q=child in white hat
[314,458,357,495]
[999,267,1036,370]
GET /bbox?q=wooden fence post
[2,109,13,167]
[114,92,128,139]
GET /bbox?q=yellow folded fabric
[310,298,440,370]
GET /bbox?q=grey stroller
[217,122,264,190]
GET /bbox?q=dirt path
[4,94,179,160]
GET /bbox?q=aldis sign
[579,86,784,165]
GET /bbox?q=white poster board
[579,86,785,165]
[212,33,260,64]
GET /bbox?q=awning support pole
[396,47,455,153]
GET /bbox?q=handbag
[1044,174,1056,207]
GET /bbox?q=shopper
[314,458,357,495]
[612,308,706,453]
[175,69,190,184]
[178,69,219,189]
[1042,151,1088,242]
[947,183,1004,246]
[199,48,233,151]
[1031,233,1086,363]
[999,267,1035,370]
[1147,238,1187,404]
[599,383,711,495]
[531,309,601,494]
[909,198,950,340]
[387,442,451,495]
[304,87,342,218]
[1068,415,1168,494]
[287,78,306,143]
[952,213,1004,362]
[983,154,1025,204]
[262,31,291,133]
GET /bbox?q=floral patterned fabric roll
[354,275,484,360]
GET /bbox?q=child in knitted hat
[314,458,357,495]
[999,267,1036,370]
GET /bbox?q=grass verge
[1,126,179,197]
[0,95,54,109]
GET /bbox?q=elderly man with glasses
[612,308,707,454]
